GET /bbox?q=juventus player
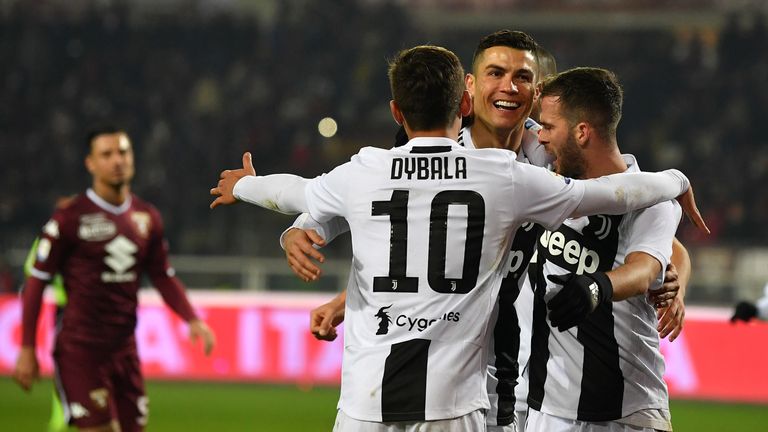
[14,127,216,432]
[526,68,681,431]
[289,31,689,432]
[210,45,706,431]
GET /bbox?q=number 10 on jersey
[371,190,485,295]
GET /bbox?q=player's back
[304,137,580,422]
[31,189,164,349]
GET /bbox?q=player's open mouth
[493,100,520,111]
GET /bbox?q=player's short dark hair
[86,125,126,153]
[471,30,539,74]
[535,45,557,82]
[540,67,623,139]
[388,45,465,131]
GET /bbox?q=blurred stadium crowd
[0,1,766,290]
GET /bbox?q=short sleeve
[623,200,682,277]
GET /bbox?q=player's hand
[730,301,758,323]
[657,296,685,341]
[210,152,257,209]
[13,346,39,392]
[310,295,346,341]
[189,319,216,356]
[676,185,710,234]
[284,228,326,282]
[648,263,680,309]
[546,272,613,332]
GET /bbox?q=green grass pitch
[1,377,765,431]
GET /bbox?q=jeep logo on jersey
[78,213,117,241]
[375,305,393,335]
[539,229,600,275]
[102,235,138,283]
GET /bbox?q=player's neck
[471,121,523,151]
[91,182,131,206]
[584,141,626,179]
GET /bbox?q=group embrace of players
[18,28,718,432]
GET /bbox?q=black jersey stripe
[526,258,550,412]
[381,338,431,422]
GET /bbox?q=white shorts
[526,410,660,432]
[333,409,486,432]
[487,423,516,432]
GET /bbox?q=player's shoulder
[52,193,89,218]
[129,194,161,212]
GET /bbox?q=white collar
[86,188,132,215]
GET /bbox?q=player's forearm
[20,277,47,347]
[573,169,689,218]
[280,214,349,249]
[671,237,690,298]
[153,276,198,322]
[606,254,662,301]
[233,174,310,214]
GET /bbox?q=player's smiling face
[538,95,587,179]
[467,46,537,134]
[86,132,135,188]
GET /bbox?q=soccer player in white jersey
[284,31,689,432]
[209,45,706,431]
[526,67,683,432]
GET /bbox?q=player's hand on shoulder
[546,272,613,332]
[210,152,257,209]
[284,228,325,282]
[730,301,758,323]
[189,319,216,356]
[657,296,685,341]
[13,346,39,392]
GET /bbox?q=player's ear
[84,155,95,175]
[575,122,590,146]
[390,100,404,126]
[465,73,475,95]
[459,90,472,117]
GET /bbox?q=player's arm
[147,213,216,355]
[515,163,707,233]
[547,201,681,332]
[280,214,350,282]
[310,290,347,341]
[210,152,310,214]
[14,276,47,391]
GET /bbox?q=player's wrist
[586,271,613,310]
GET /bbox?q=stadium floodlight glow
[318,117,338,138]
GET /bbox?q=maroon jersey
[30,189,192,348]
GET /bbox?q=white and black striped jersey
[302,137,590,422]
[458,120,552,426]
[527,154,681,424]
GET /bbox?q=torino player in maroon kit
[13,127,216,432]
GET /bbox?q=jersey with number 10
[304,137,587,422]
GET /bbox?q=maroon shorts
[53,342,148,432]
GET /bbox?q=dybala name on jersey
[390,156,468,180]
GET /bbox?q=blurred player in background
[526,67,681,432]
[22,197,74,432]
[731,282,768,322]
[14,127,216,432]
